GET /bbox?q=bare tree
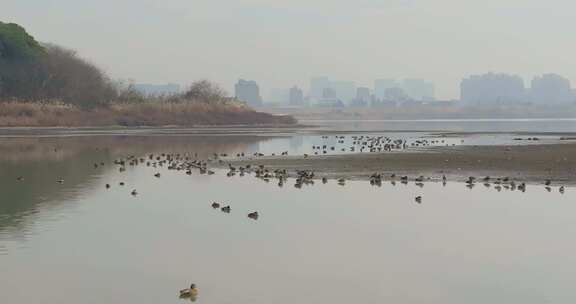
[182,80,228,103]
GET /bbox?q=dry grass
[0,101,296,127]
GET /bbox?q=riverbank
[226,142,576,186]
[0,101,296,127]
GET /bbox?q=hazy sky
[2,0,576,99]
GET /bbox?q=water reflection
[0,135,266,240]
[305,118,576,132]
[0,134,574,304]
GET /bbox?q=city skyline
[253,72,575,105]
[4,0,576,100]
[135,71,576,106]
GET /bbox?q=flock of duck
[306,134,455,155]
[10,133,570,301]
[81,134,566,209]
[14,134,567,204]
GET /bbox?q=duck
[248,211,259,220]
[560,186,565,194]
[131,189,138,196]
[221,206,231,213]
[105,184,111,189]
[211,202,220,209]
[16,176,24,181]
[154,173,161,178]
[180,284,198,299]
[57,179,64,184]
[415,196,422,204]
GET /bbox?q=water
[0,133,574,304]
[304,118,576,133]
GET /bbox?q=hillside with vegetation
[0,22,295,126]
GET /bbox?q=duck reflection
[0,135,266,241]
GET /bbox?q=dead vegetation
[0,101,296,127]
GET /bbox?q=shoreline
[1,125,576,186]
[2,125,576,137]
[224,143,576,186]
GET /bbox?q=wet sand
[1,126,576,185]
[227,143,576,185]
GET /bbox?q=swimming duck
[105,184,111,189]
[415,196,422,204]
[154,173,161,178]
[131,189,138,196]
[57,179,64,184]
[221,206,231,213]
[248,211,259,220]
[560,186,565,194]
[180,284,198,298]
[211,202,220,209]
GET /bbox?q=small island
[0,22,296,127]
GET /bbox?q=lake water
[0,131,575,304]
[303,118,576,133]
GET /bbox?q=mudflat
[228,142,576,185]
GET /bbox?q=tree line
[0,22,231,109]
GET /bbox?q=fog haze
[2,0,576,99]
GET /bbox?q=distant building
[331,81,356,105]
[288,86,304,106]
[384,87,409,102]
[401,79,435,101]
[133,83,180,96]
[460,73,526,105]
[235,79,262,107]
[351,87,370,106]
[530,74,573,105]
[267,88,289,105]
[309,77,330,98]
[374,79,398,99]
[322,87,337,99]
[316,98,344,108]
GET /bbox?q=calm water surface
[304,118,576,133]
[0,134,574,304]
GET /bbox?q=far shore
[2,125,576,137]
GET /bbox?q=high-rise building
[460,73,526,105]
[267,88,289,104]
[374,79,398,98]
[530,74,573,105]
[309,77,330,98]
[401,79,435,101]
[288,86,304,106]
[331,81,356,104]
[322,87,337,99]
[385,87,408,102]
[133,83,180,96]
[356,87,371,101]
[235,79,262,107]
